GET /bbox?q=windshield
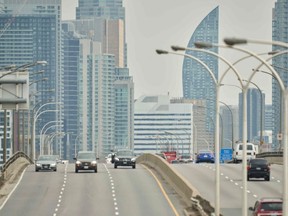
[239,144,254,150]
[117,150,134,156]
[38,155,56,161]
[77,152,96,159]
[261,202,282,211]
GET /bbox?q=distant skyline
[62,0,276,105]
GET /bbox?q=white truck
[233,142,259,163]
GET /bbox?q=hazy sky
[62,0,277,105]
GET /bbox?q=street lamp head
[156,49,169,55]
[223,38,247,46]
[36,60,48,66]
[194,42,213,49]
[171,45,185,51]
[268,50,281,55]
[0,64,16,71]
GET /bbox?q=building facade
[272,0,288,150]
[61,0,133,159]
[134,95,193,156]
[0,0,62,159]
[238,88,265,143]
[182,6,219,138]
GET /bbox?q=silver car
[35,155,58,172]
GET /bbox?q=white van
[233,142,258,163]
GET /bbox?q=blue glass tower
[0,0,62,158]
[272,0,288,150]
[182,7,219,143]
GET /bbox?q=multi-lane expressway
[172,163,283,216]
[0,159,283,216]
[0,162,184,216]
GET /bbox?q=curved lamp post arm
[156,49,217,85]
[32,109,59,159]
[171,45,245,88]
[219,101,234,150]
[223,37,288,215]
[39,120,62,155]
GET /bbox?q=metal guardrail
[0,151,33,176]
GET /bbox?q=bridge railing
[256,151,283,164]
[0,151,33,178]
[137,153,213,216]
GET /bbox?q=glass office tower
[182,6,219,147]
[272,0,288,150]
[0,0,62,158]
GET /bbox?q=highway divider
[256,151,283,165]
[0,151,33,180]
[136,153,215,216]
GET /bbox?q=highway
[0,158,284,216]
[172,163,283,216]
[0,163,182,216]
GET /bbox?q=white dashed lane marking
[104,164,120,215]
[53,163,68,216]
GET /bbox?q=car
[178,153,193,163]
[35,155,58,172]
[247,158,270,181]
[73,151,98,173]
[195,149,215,163]
[249,197,282,216]
[233,142,258,163]
[113,149,136,169]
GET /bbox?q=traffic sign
[220,148,233,162]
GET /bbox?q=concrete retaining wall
[137,153,215,216]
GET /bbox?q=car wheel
[75,169,78,173]
[95,168,97,173]
[247,176,250,181]
[132,165,136,169]
[114,164,117,169]
[35,169,39,172]
[265,176,270,181]
[54,168,57,172]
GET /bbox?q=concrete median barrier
[137,153,215,216]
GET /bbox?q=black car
[247,158,270,181]
[73,151,98,173]
[113,149,136,169]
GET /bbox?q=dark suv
[112,149,136,169]
[74,151,98,173]
[247,158,270,181]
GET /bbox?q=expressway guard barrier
[0,151,33,182]
[256,151,283,164]
[136,153,215,216]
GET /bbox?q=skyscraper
[182,6,219,146]
[61,0,133,158]
[239,88,265,143]
[272,0,288,150]
[0,0,62,158]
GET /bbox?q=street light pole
[219,101,234,150]
[32,102,60,159]
[157,47,244,216]
[40,121,62,155]
[223,37,288,216]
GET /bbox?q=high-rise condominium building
[272,0,288,150]
[0,0,62,159]
[239,88,265,143]
[61,0,133,158]
[182,6,219,141]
